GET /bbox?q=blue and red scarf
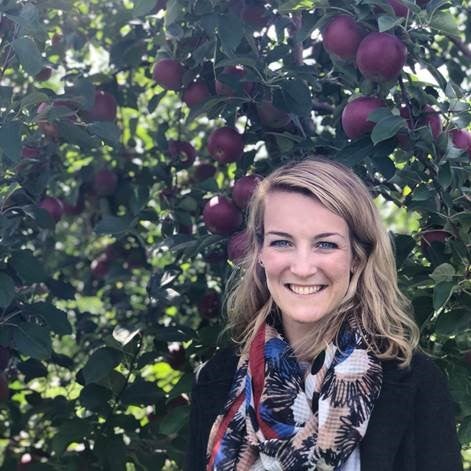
[207,316,383,470]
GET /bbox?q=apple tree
[0,0,470,469]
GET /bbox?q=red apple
[322,15,364,60]
[420,229,451,258]
[387,0,409,16]
[197,290,221,319]
[203,195,242,235]
[194,163,216,181]
[182,81,211,108]
[152,58,183,91]
[21,146,41,159]
[88,90,117,121]
[36,102,59,140]
[166,344,185,370]
[256,101,291,129]
[450,129,471,157]
[232,174,263,209]
[356,32,407,82]
[39,196,64,223]
[0,346,9,371]
[168,140,196,168]
[35,67,52,81]
[227,230,250,264]
[207,127,244,164]
[420,105,441,140]
[215,66,253,97]
[341,96,385,139]
[93,169,118,196]
[90,254,109,279]
[241,2,269,29]
[62,196,85,216]
[0,372,9,402]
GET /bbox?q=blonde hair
[223,157,420,367]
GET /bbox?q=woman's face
[259,190,354,345]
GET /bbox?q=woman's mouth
[286,284,327,295]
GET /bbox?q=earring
[259,259,264,267]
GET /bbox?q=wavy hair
[223,157,420,367]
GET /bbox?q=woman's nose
[289,251,318,277]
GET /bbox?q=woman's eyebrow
[265,230,345,240]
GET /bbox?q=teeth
[289,284,324,295]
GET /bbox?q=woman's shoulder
[194,344,239,385]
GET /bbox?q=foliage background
[0,0,469,469]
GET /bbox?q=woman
[185,158,462,470]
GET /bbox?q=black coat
[184,346,463,471]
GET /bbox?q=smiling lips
[287,284,327,295]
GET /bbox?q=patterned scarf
[206,315,383,470]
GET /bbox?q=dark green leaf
[378,15,403,32]
[51,419,92,456]
[276,79,312,116]
[10,250,47,284]
[433,281,455,310]
[0,273,15,308]
[94,435,127,471]
[30,302,72,335]
[430,263,455,284]
[88,122,121,146]
[13,323,52,360]
[393,234,415,267]
[435,309,471,336]
[94,215,133,235]
[168,373,193,398]
[218,14,244,56]
[82,347,122,384]
[20,91,49,109]
[438,162,452,188]
[429,10,460,38]
[132,0,157,16]
[459,416,471,443]
[12,37,43,75]
[336,136,374,166]
[121,378,164,405]
[18,358,48,381]
[57,121,100,150]
[79,383,112,412]
[371,116,406,145]
[371,152,396,179]
[153,325,195,342]
[158,406,189,435]
[0,121,22,163]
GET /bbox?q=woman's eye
[270,240,291,247]
[317,241,337,249]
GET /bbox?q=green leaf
[393,234,416,267]
[13,323,52,360]
[438,162,452,188]
[10,250,47,284]
[132,0,157,16]
[88,122,121,146]
[51,419,92,456]
[57,121,100,150]
[459,416,471,444]
[30,302,72,335]
[121,378,164,405]
[94,215,133,235]
[94,435,127,471]
[12,37,44,75]
[113,325,141,346]
[371,116,406,145]
[278,0,316,12]
[435,308,471,336]
[158,406,189,435]
[372,152,396,179]
[433,281,455,310]
[0,273,15,308]
[218,14,244,56]
[0,121,22,163]
[82,347,122,384]
[79,383,112,412]
[20,91,49,109]
[168,373,193,398]
[430,263,455,283]
[276,79,312,116]
[336,136,374,166]
[18,358,48,381]
[429,10,460,39]
[378,15,403,32]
